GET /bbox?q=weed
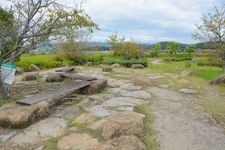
[135,104,158,150]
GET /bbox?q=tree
[0,7,16,99]
[0,0,98,99]
[193,4,225,71]
[150,43,161,57]
[108,34,143,59]
[167,41,179,55]
[185,45,196,55]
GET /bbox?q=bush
[197,58,222,67]
[108,34,143,59]
[171,57,192,61]
[85,53,108,65]
[102,56,148,68]
[55,38,87,65]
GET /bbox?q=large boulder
[132,64,145,69]
[22,72,39,81]
[46,73,63,82]
[29,64,41,72]
[0,102,49,129]
[210,76,225,85]
[57,133,99,150]
[102,112,144,140]
[181,70,196,77]
[93,136,146,150]
[76,79,108,94]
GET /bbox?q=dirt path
[152,59,162,65]
[148,86,225,150]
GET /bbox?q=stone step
[16,80,91,106]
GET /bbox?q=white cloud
[1,0,217,43]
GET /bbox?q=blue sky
[1,0,221,44]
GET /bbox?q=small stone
[131,64,145,69]
[57,133,99,150]
[181,70,196,77]
[102,112,145,140]
[102,66,112,72]
[76,113,95,124]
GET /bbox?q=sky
[81,0,220,44]
[0,0,222,44]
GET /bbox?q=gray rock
[89,93,115,101]
[86,105,112,117]
[120,83,142,91]
[9,118,67,148]
[178,88,198,94]
[102,97,147,107]
[119,90,151,99]
[148,74,163,79]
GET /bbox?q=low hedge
[102,56,148,67]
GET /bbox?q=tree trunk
[223,60,225,72]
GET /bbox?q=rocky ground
[0,66,225,150]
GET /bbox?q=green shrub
[85,53,108,64]
[171,57,192,61]
[197,58,222,67]
[102,56,148,67]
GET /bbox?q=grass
[15,54,63,71]
[135,104,158,150]
[193,68,224,80]
[43,137,60,150]
[201,98,225,126]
